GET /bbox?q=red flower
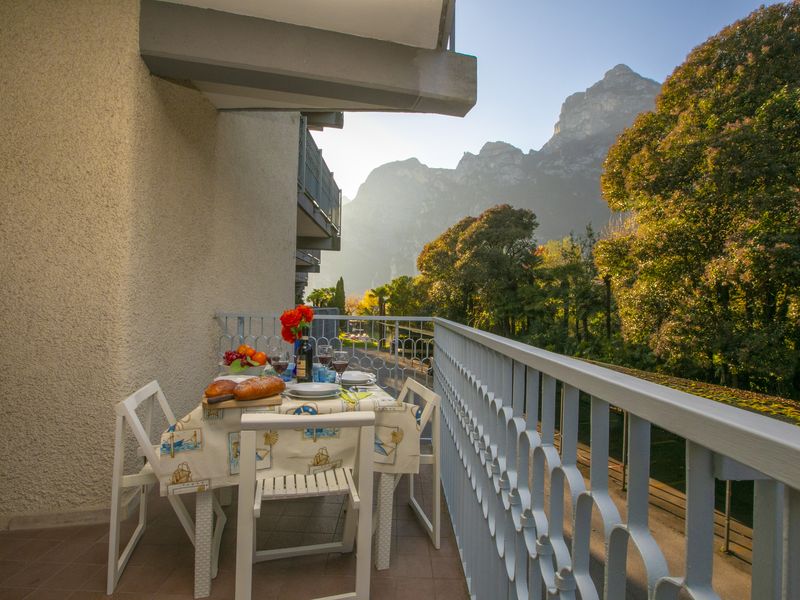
[281,325,296,343]
[297,304,314,324]
[280,308,302,329]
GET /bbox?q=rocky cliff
[311,64,661,295]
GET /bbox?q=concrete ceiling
[162,0,447,49]
[140,0,475,116]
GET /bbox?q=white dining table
[157,383,422,598]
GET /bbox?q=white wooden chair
[374,378,441,569]
[235,411,375,600]
[107,381,227,595]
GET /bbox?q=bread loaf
[204,379,237,399]
[234,376,285,401]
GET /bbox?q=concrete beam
[296,236,341,251]
[296,264,321,274]
[304,112,344,131]
[139,0,476,116]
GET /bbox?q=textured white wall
[0,1,297,525]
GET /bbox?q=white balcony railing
[215,312,434,396]
[434,319,800,600]
[215,312,800,598]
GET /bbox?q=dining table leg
[374,472,397,570]
[194,489,213,599]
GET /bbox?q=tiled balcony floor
[0,473,468,600]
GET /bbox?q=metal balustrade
[215,312,433,394]
[433,318,800,600]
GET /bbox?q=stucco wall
[0,1,297,525]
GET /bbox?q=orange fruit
[237,344,256,357]
[252,351,267,365]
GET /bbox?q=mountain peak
[605,63,634,77]
[311,65,662,294]
[478,141,521,156]
[541,65,661,154]
[455,141,525,182]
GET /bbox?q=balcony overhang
[296,235,341,252]
[297,191,338,240]
[295,250,321,274]
[139,0,477,116]
[304,112,344,131]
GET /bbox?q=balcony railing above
[295,249,321,274]
[297,118,341,248]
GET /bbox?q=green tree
[456,205,540,334]
[370,284,390,347]
[332,277,346,314]
[417,205,540,334]
[385,275,424,316]
[417,216,477,322]
[597,3,800,396]
[306,287,335,307]
[521,228,608,355]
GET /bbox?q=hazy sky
[312,0,779,199]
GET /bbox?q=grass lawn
[338,335,379,350]
[586,359,800,426]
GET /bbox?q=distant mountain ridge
[311,64,661,295]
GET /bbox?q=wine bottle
[295,333,313,382]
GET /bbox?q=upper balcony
[295,248,322,274]
[296,120,342,251]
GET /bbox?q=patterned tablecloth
[157,384,421,495]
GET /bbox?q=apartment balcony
[3,311,797,600]
[208,312,800,600]
[296,120,342,252]
[295,249,322,274]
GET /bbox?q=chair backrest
[397,378,440,431]
[115,380,177,476]
[239,411,376,479]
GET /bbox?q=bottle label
[296,335,310,380]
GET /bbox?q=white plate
[285,382,341,397]
[284,391,340,401]
[340,371,375,385]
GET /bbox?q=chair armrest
[241,410,375,431]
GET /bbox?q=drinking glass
[317,344,333,367]
[269,350,290,378]
[266,346,280,365]
[331,350,350,383]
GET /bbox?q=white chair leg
[108,416,152,594]
[107,415,125,595]
[235,431,257,600]
[431,400,441,550]
[340,495,358,553]
[355,426,374,600]
[407,398,441,549]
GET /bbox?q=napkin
[339,390,372,404]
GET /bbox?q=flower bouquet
[280,304,315,343]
